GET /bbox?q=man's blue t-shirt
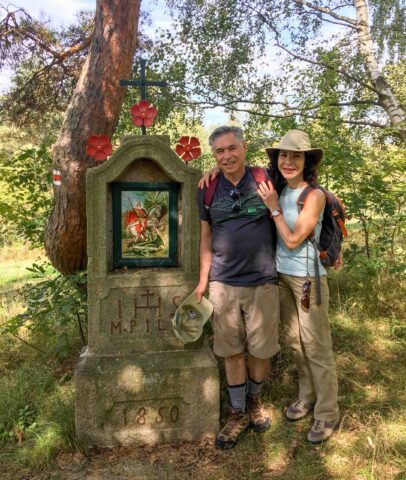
[197,167,277,287]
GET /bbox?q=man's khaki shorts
[209,281,280,359]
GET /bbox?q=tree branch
[0,4,92,65]
[175,96,386,128]
[276,39,379,94]
[252,10,378,95]
[8,332,47,355]
[297,9,358,29]
[293,0,357,26]
[57,35,93,61]
[184,85,379,110]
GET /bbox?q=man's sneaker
[286,399,314,421]
[307,419,340,444]
[247,394,271,433]
[215,408,250,450]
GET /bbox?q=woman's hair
[268,151,319,194]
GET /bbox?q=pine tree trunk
[354,0,406,139]
[45,0,141,274]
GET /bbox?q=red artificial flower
[130,100,158,127]
[86,135,113,161]
[175,136,201,162]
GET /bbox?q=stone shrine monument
[74,134,219,446]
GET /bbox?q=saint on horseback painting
[112,182,178,268]
[121,190,169,258]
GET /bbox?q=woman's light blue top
[276,185,326,277]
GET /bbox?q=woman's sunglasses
[301,280,312,312]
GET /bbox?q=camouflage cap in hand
[171,292,214,344]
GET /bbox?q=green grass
[0,332,78,476]
[0,245,55,323]
[0,244,48,292]
[0,243,405,480]
[0,258,41,290]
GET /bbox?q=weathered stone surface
[75,135,219,446]
[86,135,202,355]
[86,135,200,282]
[76,347,219,447]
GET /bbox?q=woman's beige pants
[279,273,339,421]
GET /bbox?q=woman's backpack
[297,184,348,304]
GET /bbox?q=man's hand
[194,279,208,303]
[198,166,221,189]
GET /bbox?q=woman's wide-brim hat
[265,129,323,165]
[171,292,214,344]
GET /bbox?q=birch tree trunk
[354,0,406,138]
[45,0,141,274]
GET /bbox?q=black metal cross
[120,58,168,135]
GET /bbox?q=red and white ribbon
[53,169,61,186]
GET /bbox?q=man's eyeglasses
[301,280,312,312]
[230,187,241,212]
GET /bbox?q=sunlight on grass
[0,243,405,479]
[0,244,54,324]
[18,423,66,468]
[0,258,39,288]
[0,360,76,470]
[0,259,50,292]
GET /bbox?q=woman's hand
[198,166,220,189]
[334,253,343,270]
[257,181,280,211]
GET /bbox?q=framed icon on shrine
[112,182,179,268]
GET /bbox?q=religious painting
[112,182,178,267]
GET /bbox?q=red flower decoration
[175,136,202,162]
[130,100,158,127]
[86,135,113,161]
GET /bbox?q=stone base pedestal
[75,346,219,447]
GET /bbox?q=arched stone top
[86,133,201,284]
[87,135,201,184]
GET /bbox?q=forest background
[0,0,405,479]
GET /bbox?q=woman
[257,129,339,444]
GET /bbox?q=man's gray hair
[208,126,245,147]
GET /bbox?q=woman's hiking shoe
[286,399,314,421]
[307,419,340,444]
[247,394,271,432]
[215,408,250,450]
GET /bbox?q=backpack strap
[203,166,267,209]
[203,176,219,209]
[297,184,319,239]
[310,238,322,305]
[331,197,348,237]
[250,166,267,184]
[297,184,323,306]
[297,184,315,210]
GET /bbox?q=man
[195,126,280,450]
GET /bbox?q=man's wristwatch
[270,208,282,218]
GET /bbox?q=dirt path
[5,436,262,480]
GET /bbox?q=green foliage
[0,404,37,444]
[0,5,94,127]
[1,261,87,359]
[158,0,405,141]
[0,142,53,247]
[0,365,52,445]
[310,128,405,266]
[369,0,406,60]
[0,358,75,468]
